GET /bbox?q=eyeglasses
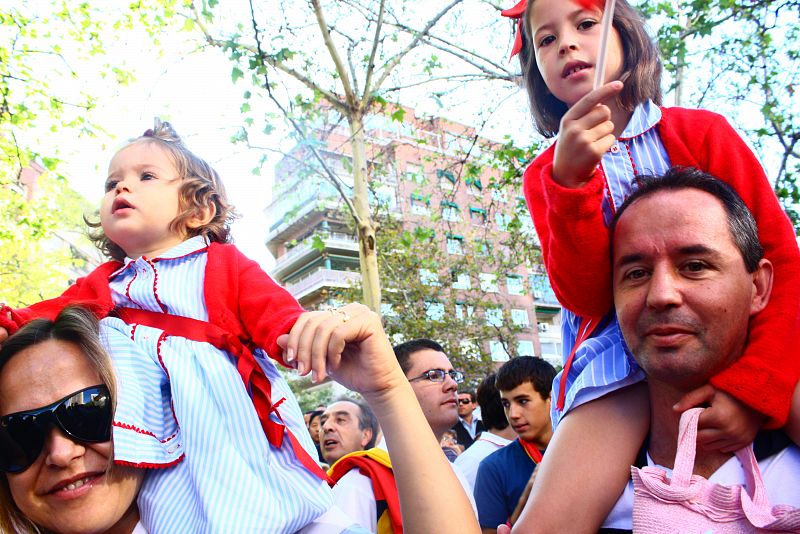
[458,398,473,405]
[409,369,464,384]
[0,385,112,474]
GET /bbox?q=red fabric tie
[557,315,604,411]
[114,307,331,483]
[519,439,544,463]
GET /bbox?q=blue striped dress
[99,236,333,533]
[552,101,672,428]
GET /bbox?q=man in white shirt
[455,372,516,492]
[602,169,800,530]
[328,338,478,532]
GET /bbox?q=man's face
[612,189,771,390]
[308,415,321,444]
[457,393,475,418]
[500,382,552,447]
[318,401,372,465]
[406,349,459,438]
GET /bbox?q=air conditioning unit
[537,323,550,334]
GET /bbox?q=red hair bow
[500,0,603,59]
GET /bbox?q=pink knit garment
[632,408,800,533]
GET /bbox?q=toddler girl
[0,121,359,533]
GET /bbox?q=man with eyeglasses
[452,390,486,450]
[327,338,477,532]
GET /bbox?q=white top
[603,444,800,530]
[332,438,478,532]
[454,431,512,492]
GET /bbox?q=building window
[404,164,425,183]
[466,177,483,196]
[451,271,471,289]
[469,207,487,225]
[518,340,535,356]
[485,307,503,327]
[491,187,508,203]
[425,301,445,321]
[420,268,440,286]
[410,193,430,216]
[460,340,481,359]
[479,273,498,293]
[446,235,464,255]
[530,273,559,304]
[506,275,525,295]
[455,302,475,322]
[437,168,457,190]
[473,239,490,256]
[373,184,397,210]
[511,308,530,327]
[489,340,510,362]
[495,212,513,231]
[441,201,461,222]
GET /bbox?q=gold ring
[335,309,350,323]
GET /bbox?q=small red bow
[501,0,604,59]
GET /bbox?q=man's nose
[646,267,683,309]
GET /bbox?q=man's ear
[749,258,773,316]
[361,428,374,448]
[187,202,217,230]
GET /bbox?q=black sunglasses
[0,385,112,474]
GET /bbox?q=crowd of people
[1,0,800,532]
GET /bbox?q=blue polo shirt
[473,439,538,528]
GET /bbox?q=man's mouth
[562,61,592,78]
[323,438,339,449]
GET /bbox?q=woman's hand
[553,80,624,188]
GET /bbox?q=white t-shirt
[603,444,800,530]
[454,431,512,493]
[331,438,478,532]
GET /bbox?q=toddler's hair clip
[143,128,155,137]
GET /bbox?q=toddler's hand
[0,326,7,346]
[553,81,624,188]
[674,384,764,452]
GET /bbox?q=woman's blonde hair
[0,306,118,533]
[89,119,238,261]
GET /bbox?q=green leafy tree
[185,0,517,311]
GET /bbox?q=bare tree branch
[362,0,386,102]
[310,0,357,109]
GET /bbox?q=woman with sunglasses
[0,306,144,533]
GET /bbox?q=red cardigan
[523,106,800,426]
[0,242,304,366]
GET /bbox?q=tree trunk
[349,112,382,312]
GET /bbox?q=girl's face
[0,339,143,534]
[530,0,624,107]
[101,141,186,260]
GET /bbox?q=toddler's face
[529,0,624,107]
[101,141,185,260]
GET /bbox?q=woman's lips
[46,472,104,500]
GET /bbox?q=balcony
[271,232,360,280]
[285,268,361,302]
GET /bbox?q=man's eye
[625,268,649,281]
[683,261,708,273]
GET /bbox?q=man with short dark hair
[455,373,517,492]
[328,338,477,532]
[599,168,800,530]
[474,356,556,534]
[319,398,379,465]
[452,389,485,450]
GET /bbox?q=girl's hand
[674,384,764,452]
[0,326,7,346]
[553,81,624,188]
[277,304,406,399]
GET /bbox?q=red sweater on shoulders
[523,106,800,425]
[0,242,303,366]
